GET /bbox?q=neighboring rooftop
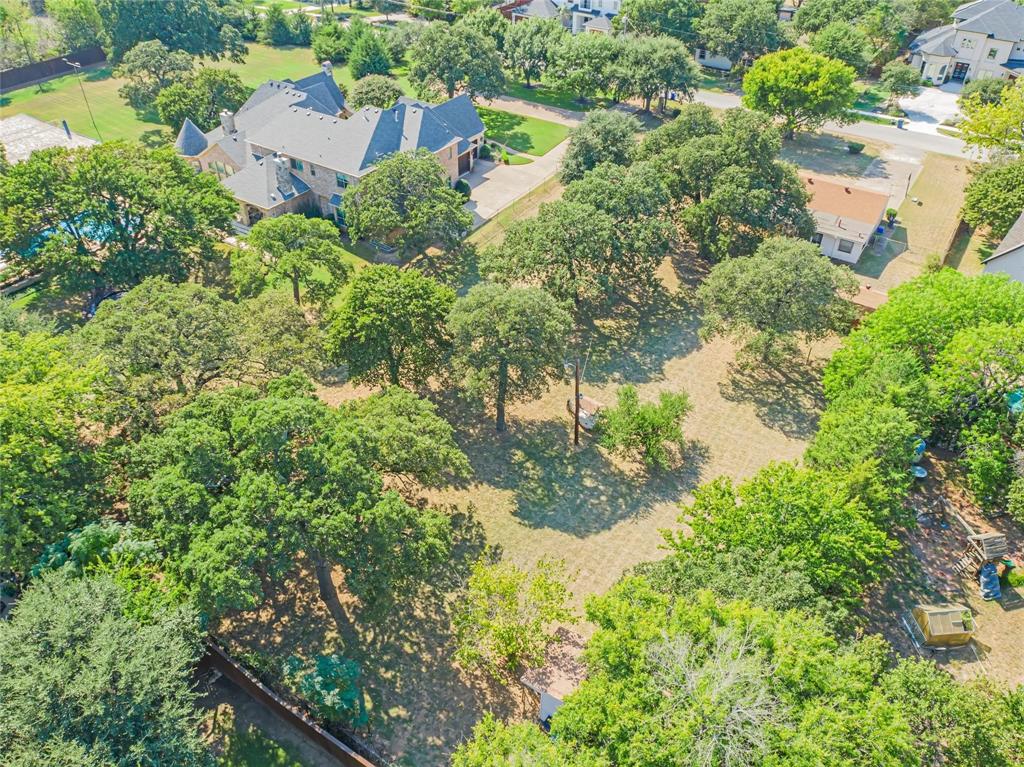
[801,173,890,243]
[983,209,1024,264]
[952,0,1024,38]
[519,628,587,702]
[0,113,97,163]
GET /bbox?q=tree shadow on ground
[437,397,708,537]
[219,508,509,766]
[580,281,701,386]
[718,354,826,440]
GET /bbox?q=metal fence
[202,638,381,767]
[0,47,106,94]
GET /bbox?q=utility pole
[573,355,581,447]
[63,59,103,142]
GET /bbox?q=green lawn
[853,80,892,112]
[476,106,570,156]
[0,44,414,144]
[217,723,313,767]
[503,75,609,112]
[255,0,313,8]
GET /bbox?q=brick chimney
[273,156,292,191]
[321,60,333,77]
[220,109,236,134]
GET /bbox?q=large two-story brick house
[175,63,485,227]
[910,0,1024,84]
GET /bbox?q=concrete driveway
[898,83,962,133]
[462,141,568,225]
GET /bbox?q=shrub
[847,141,865,154]
[962,428,1015,512]
[500,148,510,164]
[597,385,692,469]
[454,178,471,200]
[960,77,1007,107]
[282,654,366,726]
[478,143,493,160]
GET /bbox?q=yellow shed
[911,604,975,647]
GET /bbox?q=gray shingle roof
[221,155,310,209]
[175,118,209,156]
[984,210,1024,262]
[513,0,561,19]
[244,100,468,177]
[951,0,1024,40]
[427,94,486,143]
[584,14,613,30]
[911,24,957,55]
[290,70,346,114]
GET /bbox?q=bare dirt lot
[863,456,1024,688]
[219,252,833,765]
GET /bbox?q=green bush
[478,143,493,160]
[454,178,471,200]
[962,427,1015,512]
[847,141,865,154]
[597,385,691,469]
[500,147,510,164]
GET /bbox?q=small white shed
[519,628,587,723]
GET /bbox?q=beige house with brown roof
[801,174,889,264]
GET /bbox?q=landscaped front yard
[476,106,572,156]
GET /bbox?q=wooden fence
[0,46,106,94]
[202,638,381,767]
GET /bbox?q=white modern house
[982,211,1024,281]
[910,0,1024,84]
[801,174,889,265]
[500,0,619,34]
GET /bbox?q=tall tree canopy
[810,20,871,73]
[155,67,251,132]
[696,0,787,67]
[742,48,857,137]
[348,74,404,110]
[549,31,620,103]
[698,236,859,362]
[238,213,353,307]
[73,278,321,433]
[342,149,473,256]
[409,21,505,100]
[114,39,194,109]
[448,283,571,432]
[646,107,814,259]
[615,0,703,39]
[326,264,455,388]
[96,0,242,62]
[0,143,236,303]
[1,331,105,573]
[502,17,564,87]
[480,199,615,314]
[959,77,1024,154]
[961,158,1024,239]
[0,572,210,767]
[559,108,640,183]
[125,377,458,623]
[615,34,700,113]
[562,160,674,294]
